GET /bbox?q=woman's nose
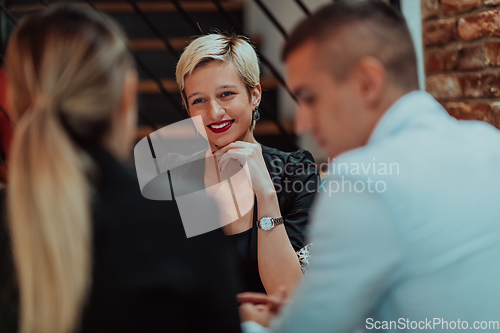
[209,100,225,119]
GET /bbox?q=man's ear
[251,83,262,107]
[353,56,386,109]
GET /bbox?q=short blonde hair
[176,33,260,110]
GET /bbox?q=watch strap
[257,216,284,230]
[271,216,284,227]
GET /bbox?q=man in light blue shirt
[239,1,500,332]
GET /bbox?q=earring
[253,106,260,122]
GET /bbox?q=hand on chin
[212,136,235,152]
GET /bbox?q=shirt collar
[367,90,447,146]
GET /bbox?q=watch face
[260,217,273,231]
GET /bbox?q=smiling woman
[175,34,320,295]
[184,61,257,146]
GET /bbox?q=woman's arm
[255,188,303,295]
[216,143,312,295]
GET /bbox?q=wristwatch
[257,216,284,231]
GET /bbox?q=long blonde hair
[6,6,133,333]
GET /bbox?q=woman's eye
[221,91,234,97]
[192,98,204,105]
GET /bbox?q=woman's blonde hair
[175,34,260,111]
[6,6,133,333]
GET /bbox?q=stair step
[7,1,245,41]
[129,36,262,52]
[131,35,261,79]
[130,37,191,52]
[8,1,244,14]
[139,76,279,94]
[136,120,294,140]
[9,0,232,2]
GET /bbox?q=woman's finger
[213,142,242,155]
[214,140,255,155]
[237,292,270,305]
[219,158,230,173]
[218,151,246,172]
[215,148,243,164]
[255,304,267,311]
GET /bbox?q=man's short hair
[282,0,419,91]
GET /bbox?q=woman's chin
[210,136,235,149]
[212,141,230,149]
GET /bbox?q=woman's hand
[215,141,275,199]
[239,303,274,327]
[238,287,288,327]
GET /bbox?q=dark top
[151,144,319,294]
[0,187,18,333]
[0,147,241,332]
[225,145,319,293]
[81,146,241,332]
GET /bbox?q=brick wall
[422,0,500,128]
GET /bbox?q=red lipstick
[207,119,235,133]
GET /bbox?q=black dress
[225,145,319,293]
[151,144,319,294]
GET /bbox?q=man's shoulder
[342,110,500,170]
[323,114,500,205]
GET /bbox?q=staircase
[3,0,297,152]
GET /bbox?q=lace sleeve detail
[296,243,312,273]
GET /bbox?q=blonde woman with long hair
[6,6,240,333]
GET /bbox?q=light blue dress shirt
[243,91,500,333]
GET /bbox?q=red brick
[425,50,445,73]
[461,73,500,98]
[442,0,481,16]
[485,41,500,66]
[425,47,462,73]
[457,45,485,70]
[422,0,439,20]
[426,75,462,100]
[480,74,500,97]
[458,10,500,41]
[444,48,460,70]
[445,102,490,122]
[484,0,500,6]
[423,19,457,46]
[489,101,500,128]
